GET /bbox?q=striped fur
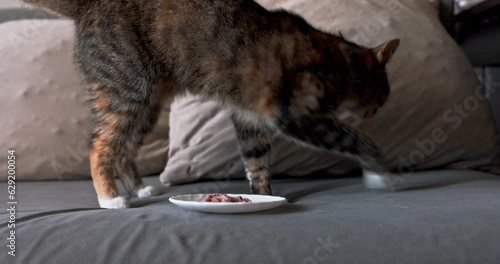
[24,0,399,206]
[231,110,274,194]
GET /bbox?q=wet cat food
[202,194,252,203]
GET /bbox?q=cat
[23,0,400,209]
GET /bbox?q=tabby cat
[23,0,400,208]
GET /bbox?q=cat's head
[342,39,400,119]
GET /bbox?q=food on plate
[202,194,252,203]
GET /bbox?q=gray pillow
[0,8,58,24]
[161,0,499,185]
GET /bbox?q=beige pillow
[161,95,358,185]
[0,20,170,181]
[161,0,499,185]
[265,0,499,174]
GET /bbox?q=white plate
[169,194,287,214]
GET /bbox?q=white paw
[136,185,159,198]
[363,171,395,190]
[98,196,129,209]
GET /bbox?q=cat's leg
[88,82,170,209]
[114,85,175,199]
[88,83,132,209]
[276,115,396,190]
[231,112,274,195]
[113,102,162,198]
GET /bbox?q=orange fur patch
[90,134,118,199]
[89,82,120,200]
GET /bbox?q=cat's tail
[21,0,87,19]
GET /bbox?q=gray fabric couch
[1,2,499,264]
[1,171,500,264]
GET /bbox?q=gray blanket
[1,170,500,264]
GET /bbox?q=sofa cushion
[4,170,500,264]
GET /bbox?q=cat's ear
[373,39,400,64]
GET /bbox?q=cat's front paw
[251,180,272,195]
[98,196,129,209]
[136,185,159,198]
[363,171,397,191]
